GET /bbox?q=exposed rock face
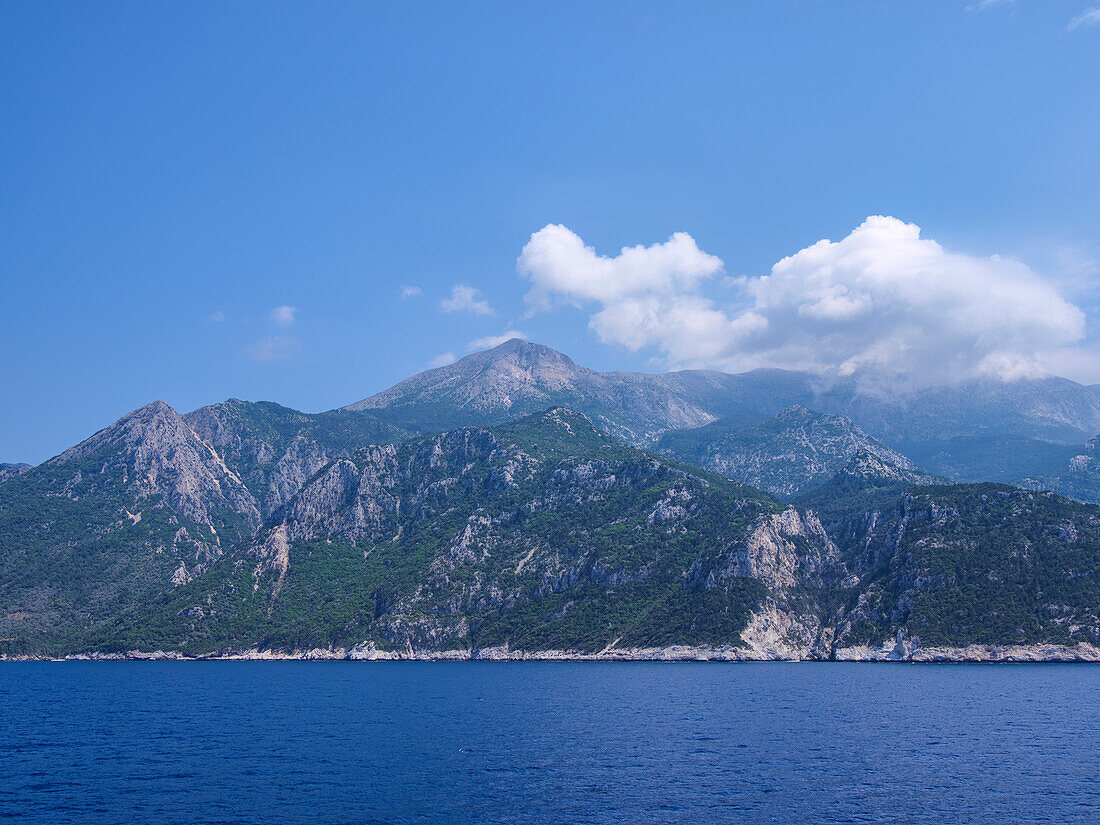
[736,508,836,589]
[0,463,31,484]
[831,485,1100,652]
[86,410,800,657]
[183,399,408,516]
[53,400,261,528]
[0,401,263,643]
[839,449,939,486]
[660,405,924,497]
[346,338,737,443]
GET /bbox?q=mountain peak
[491,337,560,356]
[52,400,183,464]
[774,404,817,422]
[0,462,32,484]
[44,399,262,528]
[469,338,578,368]
[344,340,589,417]
[839,448,938,486]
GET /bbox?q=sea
[1,662,1097,824]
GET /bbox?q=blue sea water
[1,662,1098,824]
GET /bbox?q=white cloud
[519,224,723,312]
[967,0,1015,11]
[1068,8,1100,29]
[518,217,1088,384]
[468,330,528,351]
[246,335,299,362]
[429,352,457,368]
[208,310,226,323]
[441,284,495,316]
[271,305,297,326]
[401,285,422,298]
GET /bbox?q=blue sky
[3,1,1099,463]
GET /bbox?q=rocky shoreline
[5,641,1099,663]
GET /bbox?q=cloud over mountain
[442,284,495,316]
[518,217,1087,384]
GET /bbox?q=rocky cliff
[183,399,410,516]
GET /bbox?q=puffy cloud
[468,330,528,351]
[208,310,226,323]
[441,284,495,316]
[519,224,723,311]
[246,335,299,362]
[518,217,1087,384]
[429,352,457,368]
[271,305,297,326]
[1068,8,1100,30]
[400,285,422,298]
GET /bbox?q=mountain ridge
[658,404,930,498]
[5,341,1100,661]
[346,339,1100,449]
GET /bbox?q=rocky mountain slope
[832,484,1100,653]
[5,409,1096,662]
[344,339,1100,488]
[4,340,1100,660]
[0,463,31,484]
[0,401,262,646]
[86,409,801,657]
[349,339,1100,447]
[183,399,410,516]
[657,405,927,498]
[345,338,734,443]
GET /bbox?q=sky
[2,1,1100,463]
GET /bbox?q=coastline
[4,641,1099,663]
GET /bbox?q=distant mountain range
[2,338,1099,660]
[348,338,1100,446]
[656,405,938,498]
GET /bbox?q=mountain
[1018,435,1100,505]
[657,405,924,498]
[182,399,410,517]
[905,435,1081,484]
[0,401,262,647]
[5,340,1100,660]
[344,338,737,443]
[80,409,800,657]
[0,463,31,484]
[833,484,1100,654]
[5,408,1097,662]
[347,339,1100,487]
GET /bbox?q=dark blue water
[1,663,1098,824]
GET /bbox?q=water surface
[2,662,1097,824]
